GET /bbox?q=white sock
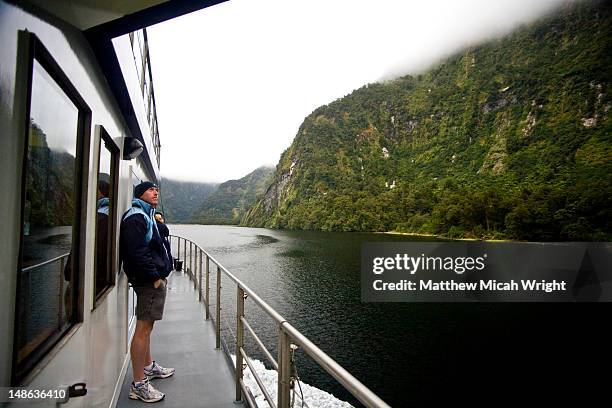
[134,377,147,387]
[145,362,154,370]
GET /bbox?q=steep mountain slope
[159,179,217,223]
[193,166,274,225]
[243,0,611,241]
[26,122,75,228]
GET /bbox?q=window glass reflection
[18,60,79,364]
[94,137,114,299]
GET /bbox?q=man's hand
[154,279,162,289]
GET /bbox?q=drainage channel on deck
[117,272,240,407]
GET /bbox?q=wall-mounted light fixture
[122,137,143,160]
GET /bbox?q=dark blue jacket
[120,199,172,286]
[156,220,173,261]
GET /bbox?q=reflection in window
[94,130,117,301]
[17,60,79,370]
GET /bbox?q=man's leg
[131,319,154,382]
[129,319,164,402]
[145,345,153,368]
[142,280,175,379]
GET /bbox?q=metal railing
[21,253,70,331]
[21,252,69,273]
[170,235,390,408]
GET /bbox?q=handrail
[22,252,70,273]
[281,322,389,408]
[241,347,276,408]
[241,316,278,371]
[205,251,287,325]
[169,234,391,408]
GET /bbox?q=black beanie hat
[134,181,158,199]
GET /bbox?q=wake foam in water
[233,355,353,408]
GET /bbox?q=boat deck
[117,272,241,407]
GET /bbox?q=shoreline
[171,223,512,242]
[380,231,512,242]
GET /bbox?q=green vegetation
[193,167,274,224]
[243,0,611,241]
[160,179,217,223]
[25,122,75,230]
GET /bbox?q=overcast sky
[147,0,571,183]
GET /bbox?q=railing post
[177,238,181,269]
[190,242,193,279]
[235,286,245,402]
[183,238,187,271]
[216,265,221,349]
[192,243,197,289]
[198,249,203,301]
[59,257,65,327]
[278,326,291,408]
[205,255,210,319]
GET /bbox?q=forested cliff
[242,0,611,241]
[160,179,217,223]
[193,166,274,224]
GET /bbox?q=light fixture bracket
[122,137,143,160]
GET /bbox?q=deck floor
[117,272,241,408]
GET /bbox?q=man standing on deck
[120,181,175,403]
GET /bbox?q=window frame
[12,31,92,385]
[93,125,120,307]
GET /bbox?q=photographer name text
[373,279,567,293]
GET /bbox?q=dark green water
[169,225,609,407]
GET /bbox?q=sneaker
[144,361,175,379]
[129,377,165,403]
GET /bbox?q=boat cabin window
[94,127,119,304]
[14,34,90,383]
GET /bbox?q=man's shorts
[134,279,167,321]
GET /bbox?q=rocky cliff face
[243,0,611,241]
